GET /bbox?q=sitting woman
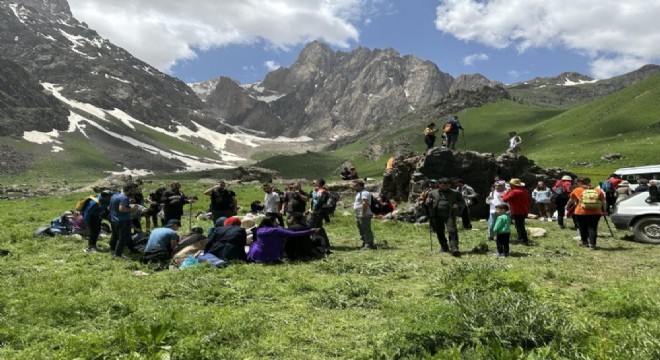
[205,217,247,262]
[247,216,318,263]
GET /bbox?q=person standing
[424,122,439,150]
[614,180,632,206]
[353,180,375,250]
[502,178,531,246]
[492,204,512,258]
[309,179,331,252]
[443,115,463,150]
[147,186,167,227]
[283,182,309,217]
[486,180,508,240]
[567,177,606,250]
[109,183,138,259]
[161,181,196,223]
[262,183,284,227]
[82,189,112,253]
[552,175,573,229]
[204,180,237,222]
[532,181,553,221]
[426,177,463,256]
[507,132,523,155]
[456,179,477,230]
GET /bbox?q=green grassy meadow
[1,183,659,359]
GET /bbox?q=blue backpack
[600,180,613,193]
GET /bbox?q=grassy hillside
[258,74,660,181]
[1,183,659,358]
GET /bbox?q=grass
[1,183,659,358]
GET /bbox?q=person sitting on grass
[144,219,181,254]
[247,216,319,263]
[492,204,512,258]
[205,216,248,262]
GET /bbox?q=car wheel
[632,216,660,244]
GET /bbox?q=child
[492,204,512,258]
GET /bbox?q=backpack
[75,196,99,212]
[326,192,340,209]
[443,122,453,133]
[600,180,613,193]
[580,188,602,210]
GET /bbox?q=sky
[66,0,660,85]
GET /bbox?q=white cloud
[507,70,521,79]
[68,0,373,73]
[435,0,660,78]
[463,53,489,66]
[264,60,281,71]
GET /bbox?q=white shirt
[486,189,508,213]
[264,192,280,213]
[509,135,521,149]
[353,190,373,216]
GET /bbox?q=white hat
[561,175,572,181]
[620,180,630,186]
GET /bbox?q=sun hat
[620,180,630,186]
[561,175,572,181]
[509,178,525,187]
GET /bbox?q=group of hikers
[49,177,403,267]
[423,115,523,155]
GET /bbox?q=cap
[101,189,113,195]
[165,219,181,227]
[224,216,241,227]
[429,179,439,183]
[561,175,572,181]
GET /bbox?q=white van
[614,165,660,190]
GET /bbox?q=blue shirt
[145,227,179,252]
[109,193,132,222]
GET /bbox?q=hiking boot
[84,246,99,253]
[451,250,461,257]
[589,245,597,250]
[492,253,505,258]
[360,244,376,250]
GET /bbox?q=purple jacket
[247,227,315,262]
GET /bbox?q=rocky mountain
[0,0,213,132]
[0,57,69,136]
[449,74,503,92]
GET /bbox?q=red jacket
[502,187,531,215]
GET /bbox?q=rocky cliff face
[0,58,70,136]
[205,42,456,138]
[0,0,211,131]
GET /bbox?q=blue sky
[68,0,660,85]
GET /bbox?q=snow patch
[23,129,60,144]
[51,146,64,153]
[105,74,131,84]
[9,4,28,24]
[562,77,598,86]
[107,168,154,177]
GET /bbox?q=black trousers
[308,212,330,249]
[511,214,529,244]
[555,197,568,226]
[266,212,285,227]
[496,233,510,255]
[575,214,601,246]
[424,135,436,149]
[431,215,459,251]
[460,206,472,229]
[87,216,102,248]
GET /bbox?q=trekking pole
[603,214,615,238]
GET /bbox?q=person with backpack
[204,216,247,262]
[600,174,620,214]
[82,189,112,253]
[502,178,532,246]
[424,122,439,150]
[442,115,463,150]
[552,175,573,229]
[456,179,477,230]
[532,181,554,222]
[109,183,140,259]
[425,177,463,256]
[507,132,523,155]
[309,179,331,251]
[567,177,606,250]
[204,180,237,222]
[353,180,376,250]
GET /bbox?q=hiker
[340,167,351,180]
[502,178,531,246]
[634,178,650,193]
[205,216,247,262]
[425,177,463,256]
[172,226,208,266]
[372,194,395,217]
[507,132,522,155]
[486,180,508,240]
[308,179,331,249]
[614,180,632,206]
[648,180,659,203]
[600,174,621,214]
[442,115,463,150]
[204,180,237,222]
[144,219,181,253]
[147,186,166,227]
[284,213,324,261]
[424,122,439,149]
[348,167,359,180]
[262,183,284,227]
[82,189,113,252]
[492,204,512,258]
[283,182,309,217]
[109,183,139,259]
[552,175,573,229]
[161,182,197,223]
[352,180,376,250]
[532,181,553,221]
[247,216,319,263]
[455,179,477,230]
[567,177,606,250]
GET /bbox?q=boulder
[232,166,279,183]
[528,227,547,238]
[601,153,622,161]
